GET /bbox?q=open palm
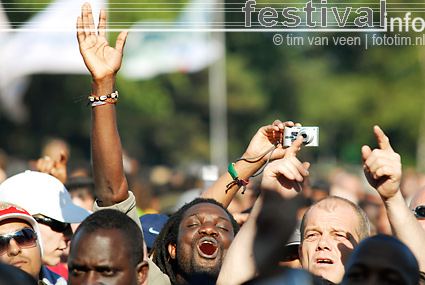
[77,3,127,79]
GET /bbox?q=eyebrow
[0,226,32,236]
[329,226,349,233]
[95,266,116,271]
[304,226,320,233]
[304,226,351,234]
[187,213,231,222]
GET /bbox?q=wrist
[382,189,404,208]
[91,75,116,95]
[234,157,264,177]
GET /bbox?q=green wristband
[228,163,239,180]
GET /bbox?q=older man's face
[0,219,42,278]
[300,204,361,284]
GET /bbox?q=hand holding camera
[283,126,319,147]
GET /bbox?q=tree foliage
[2,0,425,171]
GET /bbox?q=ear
[136,260,149,285]
[168,243,177,259]
[58,151,68,164]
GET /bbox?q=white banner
[0,0,101,123]
[121,0,223,79]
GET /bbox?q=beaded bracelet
[91,101,108,107]
[88,91,119,107]
[226,162,249,194]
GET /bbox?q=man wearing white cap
[0,202,42,282]
[0,170,91,284]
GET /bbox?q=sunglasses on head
[0,228,38,255]
[34,216,71,233]
[412,205,425,218]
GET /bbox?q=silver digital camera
[283,126,319,147]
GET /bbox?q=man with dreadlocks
[78,3,302,284]
[150,198,239,284]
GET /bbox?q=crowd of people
[0,2,424,284]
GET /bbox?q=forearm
[203,121,291,207]
[202,155,264,208]
[91,76,129,206]
[384,190,425,271]
[217,195,263,284]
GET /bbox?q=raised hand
[261,136,310,199]
[36,152,68,184]
[201,120,303,207]
[361,125,402,200]
[243,120,301,163]
[77,2,128,80]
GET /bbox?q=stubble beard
[176,241,223,283]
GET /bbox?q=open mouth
[197,238,218,259]
[315,258,333,265]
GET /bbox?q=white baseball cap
[0,171,91,223]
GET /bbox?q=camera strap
[236,141,280,179]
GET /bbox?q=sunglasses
[281,251,300,262]
[412,205,425,218]
[34,217,71,233]
[281,245,300,262]
[0,228,38,255]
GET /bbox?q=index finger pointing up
[286,136,303,157]
[374,125,393,151]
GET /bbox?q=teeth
[317,259,332,264]
[199,241,218,256]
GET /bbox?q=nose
[316,235,331,251]
[59,227,73,250]
[7,239,22,256]
[82,271,102,285]
[198,222,218,236]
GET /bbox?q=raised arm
[77,3,128,206]
[362,125,425,271]
[202,120,300,207]
[217,136,309,284]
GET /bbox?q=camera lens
[299,129,312,145]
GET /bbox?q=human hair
[71,209,144,266]
[150,198,240,284]
[300,196,370,242]
[65,176,96,200]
